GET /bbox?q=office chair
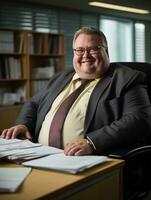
[108,62,151,200]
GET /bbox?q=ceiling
[16,0,151,21]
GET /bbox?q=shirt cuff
[86,136,96,151]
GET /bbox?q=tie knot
[81,79,92,85]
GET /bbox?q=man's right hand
[0,125,32,140]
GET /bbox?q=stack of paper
[0,138,111,174]
[0,138,63,162]
[0,167,31,192]
[23,153,110,174]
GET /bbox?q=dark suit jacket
[16,63,151,154]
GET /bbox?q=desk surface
[0,159,124,200]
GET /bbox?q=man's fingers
[25,131,32,140]
[0,129,8,138]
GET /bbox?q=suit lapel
[38,72,74,127]
[84,73,112,133]
[47,73,74,107]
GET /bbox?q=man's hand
[0,125,32,140]
[64,139,94,156]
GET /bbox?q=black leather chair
[109,62,151,200]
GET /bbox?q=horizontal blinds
[81,13,98,27]
[0,1,98,69]
[59,10,80,69]
[0,1,59,32]
[135,23,145,62]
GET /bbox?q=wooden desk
[0,159,124,200]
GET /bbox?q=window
[100,17,145,62]
[100,17,133,62]
[135,23,145,62]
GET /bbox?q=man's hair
[73,26,108,48]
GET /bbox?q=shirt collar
[72,73,101,82]
[72,73,80,82]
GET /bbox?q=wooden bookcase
[28,31,65,96]
[0,28,65,132]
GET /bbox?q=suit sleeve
[87,71,151,154]
[15,72,62,137]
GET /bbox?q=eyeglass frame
[73,45,106,56]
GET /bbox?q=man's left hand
[64,139,94,156]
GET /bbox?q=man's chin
[75,66,98,78]
[78,71,97,79]
[82,66,96,73]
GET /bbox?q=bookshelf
[28,32,65,96]
[0,28,65,131]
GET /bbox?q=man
[1,26,151,156]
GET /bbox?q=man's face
[73,33,110,79]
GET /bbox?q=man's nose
[83,49,91,56]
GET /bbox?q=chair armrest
[108,145,151,160]
[109,145,151,199]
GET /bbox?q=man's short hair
[73,26,108,48]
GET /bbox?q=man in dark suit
[1,26,151,156]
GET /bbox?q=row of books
[0,56,60,80]
[0,31,14,53]
[31,57,59,79]
[28,33,62,54]
[31,67,55,79]
[0,56,22,79]
[48,35,61,54]
[0,88,25,105]
[31,58,56,78]
[31,80,49,94]
[0,31,24,53]
[0,30,64,55]
[0,80,50,104]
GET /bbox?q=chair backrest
[116,62,151,102]
[116,62,151,145]
[115,62,151,200]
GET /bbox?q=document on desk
[22,153,111,174]
[0,167,31,192]
[0,138,42,152]
[0,138,63,162]
[0,138,111,174]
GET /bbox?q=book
[0,167,31,192]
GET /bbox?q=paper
[0,138,42,152]
[0,138,63,162]
[23,153,110,174]
[0,138,111,174]
[0,138,21,145]
[0,167,31,192]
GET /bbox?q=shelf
[0,28,65,130]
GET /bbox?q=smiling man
[1,26,151,156]
[72,27,109,79]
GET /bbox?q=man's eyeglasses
[73,46,105,56]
